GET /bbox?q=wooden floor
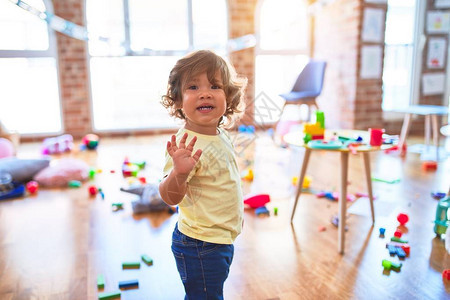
[1,131,449,300]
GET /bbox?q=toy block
[273,207,278,216]
[68,180,82,188]
[422,161,437,171]
[387,245,397,256]
[141,255,153,265]
[443,269,450,280]
[122,262,140,269]
[394,230,402,238]
[118,279,139,289]
[395,246,406,259]
[98,290,121,300]
[379,227,386,236]
[255,206,270,217]
[243,194,270,208]
[391,237,408,243]
[97,274,105,289]
[397,213,409,225]
[382,259,402,271]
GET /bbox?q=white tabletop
[391,105,448,116]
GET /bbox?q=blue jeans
[171,223,234,300]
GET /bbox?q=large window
[0,0,62,135]
[86,0,228,131]
[382,0,418,112]
[255,0,310,124]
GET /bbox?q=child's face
[180,71,227,135]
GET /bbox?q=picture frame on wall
[427,38,447,69]
[427,11,450,33]
[435,0,450,8]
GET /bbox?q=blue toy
[238,125,255,133]
[255,205,270,217]
[307,140,343,149]
[118,279,139,289]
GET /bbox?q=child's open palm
[167,133,202,176]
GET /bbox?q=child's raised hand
[167,133,202,176]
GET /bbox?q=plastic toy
[0,182,25,200]
[307,140,343,149]
[82,133,99,150]
[238,125,255,133]
[118,279,139,289]
[241,169,253,181]
[434,195,450,236]
[379,227,386,236]
[97,274,105,289]
[391,237,408,243]
[243,194,270,208]
[112,202,124,211]
[122,159,146,177]
[98,188,105,199]
[369,128,384,146]
[26,181,39,194]
[395,246,406,259]
[303,111,325,143]
[274,207,278,216]
[88,185,98,196]
[292,175,311,188]
[442,269,450,280]
[394,230,402,238]
[41,134,73,155]
[89,168,96,179]
[68,180,82,188]
[422,161,437,171]
[122,262,140,269]
[382,259,402,271]
[431,192,447,200]
[397,213,409,225]
[141,255,153,265]
[98,290,121,300]
[255,205,270,217]
[0,138,14,158]
[120,184,172,213]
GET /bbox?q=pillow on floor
[33,158,89,187]
[0,158,50,183]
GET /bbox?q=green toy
[434,195,450,236]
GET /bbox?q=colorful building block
[122,262,140,269]
[141,255,153,265]
[98,290,121,300]
[118,279,139,289]
[97,274,105,289]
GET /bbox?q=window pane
[259,0,308,51]
[255,55,309,123]
[0,58,61,134]
[192,0,227,49]
[0,0,49,50]
[90,57,181,131]
[86,0,125,56]
[382,0,416,111]
[129,0,188,51]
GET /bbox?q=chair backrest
[291,60,327,96]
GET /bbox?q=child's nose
[199,90,212,99]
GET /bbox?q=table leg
[290,148,312,223]
[363,152,375,223]
[399,113,411,152]
[431,114,439,161]
[338,152,349,254]
[425,115,431,152]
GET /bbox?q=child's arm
[159,133,202,206]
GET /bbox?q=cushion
[33,158,89,187]
[0,157,50,183]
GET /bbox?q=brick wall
[53,0,91,138]
[313,0,361,129]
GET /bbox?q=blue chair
[279,60,327,122]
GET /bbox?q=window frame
[0,0,63,136]
[86,0,229,133]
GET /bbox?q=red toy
[442,269,450,280]
[394,230,403,238]
[422,161,437,171]
[26,181,39,194]
[88,185,98,196]
[397,213,409,225]
[243,194,270,208]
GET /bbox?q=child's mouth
[197,106,214,112]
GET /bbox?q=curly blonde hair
[161,50,247,127]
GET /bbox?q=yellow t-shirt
[163,127,243,244]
